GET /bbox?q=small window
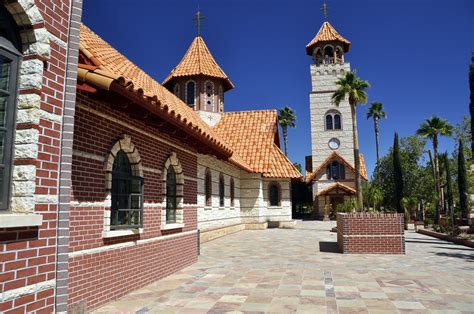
[219,174,225,207]
[230,177,235,207]
[205,169,212,206]
[173,84,180,98]
[186,81,195,106]
[325,110,342,131]
[325,115,333,130]
[269,182,280,207]
[327,161,345,180]
[111,150,144,229]
[166,166,177,223]
[334,114,341,129]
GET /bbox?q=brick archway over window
[162,152,184,225]
[104,134,143,192]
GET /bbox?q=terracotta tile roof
[306,21,351,55]
[214,110,302,179]
[163,36,234,91]
[306,151,368,183]
[78,24,232,157]
[317,182,356,196]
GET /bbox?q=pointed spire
[163,36,234,91]
[305,21,351,55]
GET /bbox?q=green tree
[469,52,474,155]
[372,135,432,212]
[458,139,469,220]
[332,71,370,209]
[293,162,302,173]
[393,133,404,214]
[367,102,386,164]
[417,116,453,224]
[278,106,296,156]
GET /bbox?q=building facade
[1,4,301,312]
[0,0,82,312]
[305,21,367,219]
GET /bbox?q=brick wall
[67,92,199,311]
[337,213,405,254]
[0,0,81,312]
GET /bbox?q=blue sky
[82,0,473,177]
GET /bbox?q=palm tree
[367,102,386,164]
[278,106,296,156]
[332,71,370,210]
[416,116,453,224]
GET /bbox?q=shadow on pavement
[319,241,340,253]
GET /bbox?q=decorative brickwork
[68,91,199,311]
[0,0,81,312]
[337,213,405,254]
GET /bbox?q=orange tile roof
[306,21,351,55]
[317,182,356,196]
[306,151,368,183]
[214,110,302,179]
[78,24,232,157]
[163,36,234,91]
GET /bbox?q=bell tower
[163,11,234,126]
[306,16,360,218]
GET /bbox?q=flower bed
[337,212,405,254]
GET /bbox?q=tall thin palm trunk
[374,117,380,164]
[282,126,288,156]
[351,105,363,210]
[433,135,441,225]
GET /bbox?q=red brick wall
[67,92,199,311]
[337,213,405,254]
[0,0,79,313]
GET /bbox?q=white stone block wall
[309,62,358,209]
[239,172,265,223]
[197,154,242,231]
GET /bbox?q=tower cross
[321,0,329,20]
[193,10,206,36]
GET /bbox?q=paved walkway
[94,221,474,313]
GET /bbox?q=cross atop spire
[321,0,329,20]
[193,10,206,36]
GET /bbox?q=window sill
[204,206,212,210]
[161,223,184,230]
[102,228,143,238]
[0,213,43,228]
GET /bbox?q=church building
[305,21,368,218]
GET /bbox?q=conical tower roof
[306,21,351,55]
[163,36,234,91]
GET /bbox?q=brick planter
[337,213,405,254]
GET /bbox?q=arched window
[173,83,180,98]
[325,110,342,131]
[335,46,344,63]
[314,48,323,65]
[205,169,212,206]
[230,177,235,207]
[219,173,225,207]
[334,114,341,130]
[326,161,346,180]
[0,7,21,210]
[166,166,177,223]
[325,115,333,130]
[324,45,334,64]
[204,80,214,111]
[111,150,144,229]
[218,85,224,112]
[186,81,195,106]
[268,182,280,207]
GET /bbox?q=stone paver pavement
[94,221,474,313]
